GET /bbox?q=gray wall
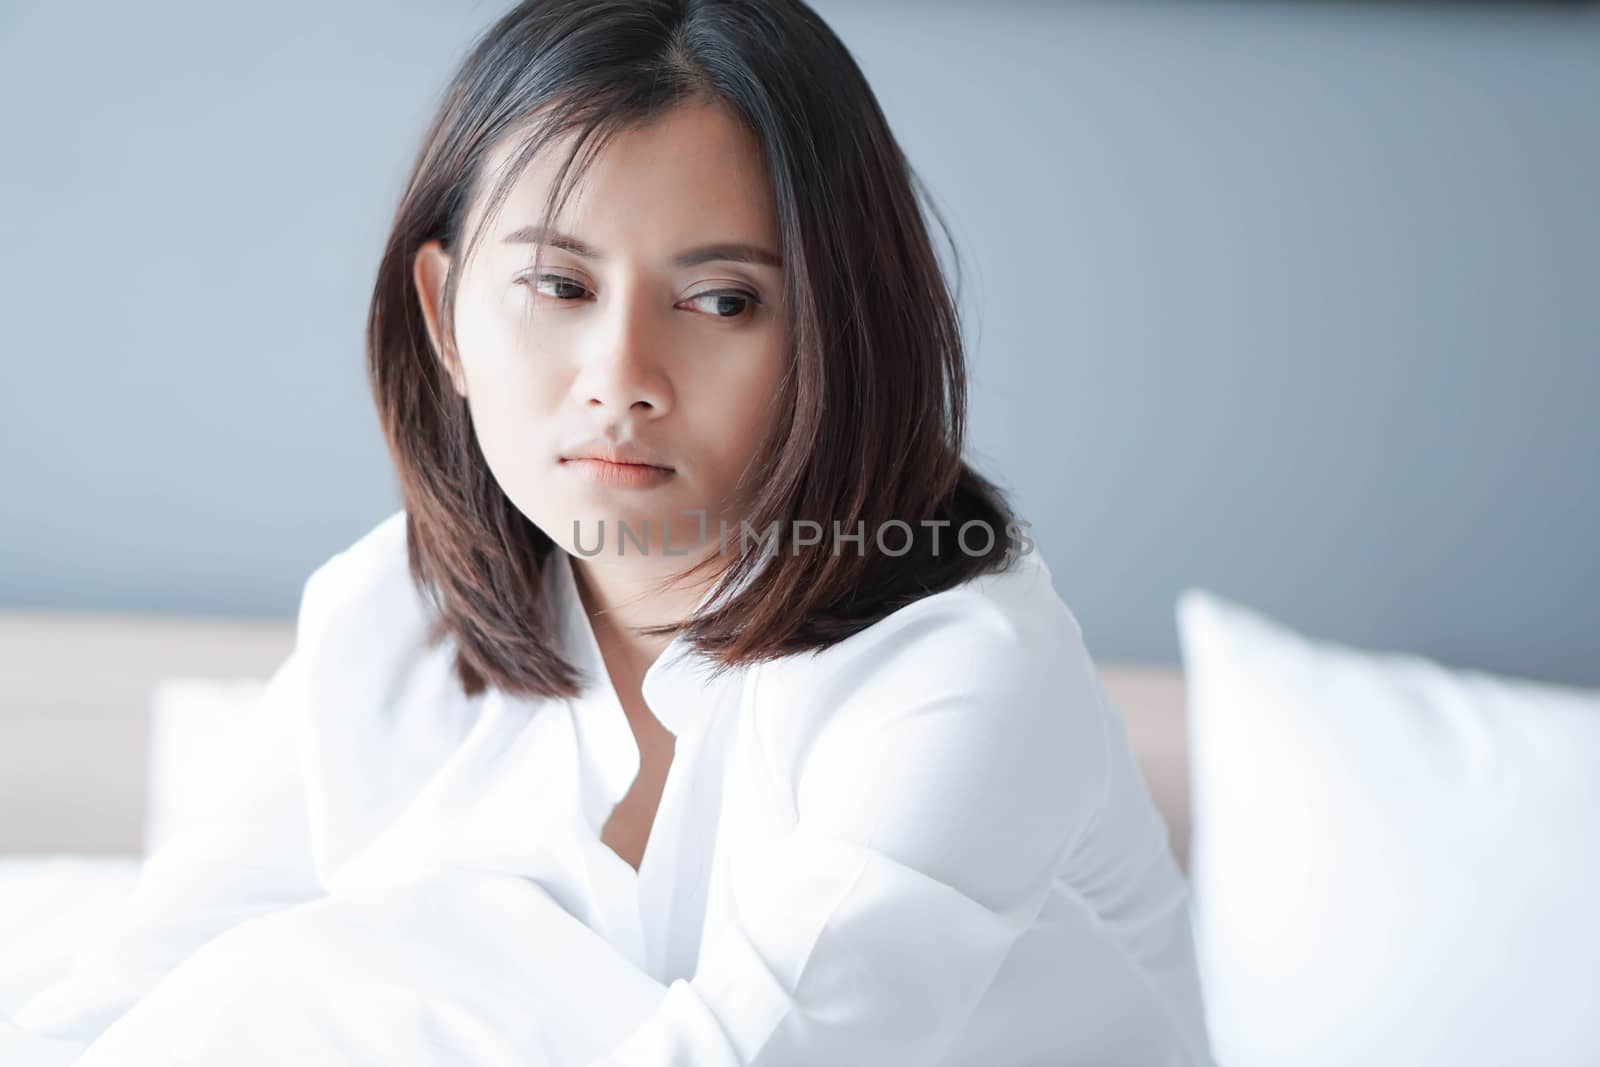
[3,1,1596,686]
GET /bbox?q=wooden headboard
[0,610,1192,866]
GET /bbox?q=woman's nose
[573,292,672,416]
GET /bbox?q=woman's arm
[589,589,1111,1067]
[0,563,341,1063]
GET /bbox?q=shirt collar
[544,544,772,742]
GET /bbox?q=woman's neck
[568,552,718,685]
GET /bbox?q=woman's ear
[412,240,468,399]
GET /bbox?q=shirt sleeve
[0,562,342,1064]
[590,581,1110,1067]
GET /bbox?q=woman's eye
[518,275,759,319]
[685,289,761,319]
[528,274,591,301]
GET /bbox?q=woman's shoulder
[289,508,442,684]
[753,546,1111,804]
[766,546,1093,703]
[298,506,409,599]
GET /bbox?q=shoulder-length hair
[366,0,1024,701]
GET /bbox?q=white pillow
[144,678,268,856]
[1176,589,1600,1067]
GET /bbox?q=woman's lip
[559,456,673,469]
[560,458,677,489]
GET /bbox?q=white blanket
[0,856,142,1014]
[5,871,675,1066]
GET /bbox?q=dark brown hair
[366,0,1023,701]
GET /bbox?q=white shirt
[2,509,1214,1066]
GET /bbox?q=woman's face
[412,101,787,569]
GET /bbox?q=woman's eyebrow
[502,224,782,269]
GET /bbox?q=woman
[2,1,1214,1063]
